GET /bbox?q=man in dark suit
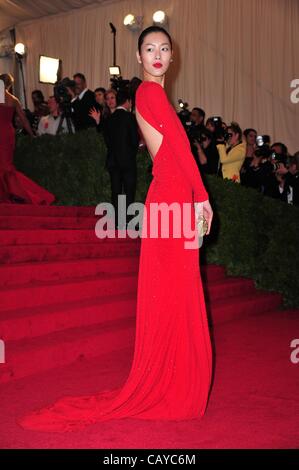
[72,73,98,131]
[103,88,139,229]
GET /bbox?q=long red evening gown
[19,80,212,432]
[0,105,55,204]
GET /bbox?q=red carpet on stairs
[0,204,298,448]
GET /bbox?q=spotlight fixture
[152,10,167,26]
[123,14,143,31]
[14,42,26,56]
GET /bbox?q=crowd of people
[1,71,298,209]
[180,109,299,206]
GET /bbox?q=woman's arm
[217,142,246,164]
[136,81,209,203]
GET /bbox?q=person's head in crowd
[191,107,205,126]
[287,152,299,175]
[31,90,49,116]
[116,88,132,111]
[227,122,243,147]
[94,87,106,106]
[244,128,257,146]
[129,76,142,94]
[47,96,60,116]
[104,88,117,113]
[73,73,87,96]
[271,142,288,157]
[206,118,216,134]
[199,128,213,150]
[32,90,45,106]
[0,73,14,92]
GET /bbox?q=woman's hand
[89,107,101,125]
[194,199,213,236]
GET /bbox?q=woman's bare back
[136,107,163,162]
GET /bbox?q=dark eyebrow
[144,43,170,46]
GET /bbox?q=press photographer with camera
[193,128,220,176]
[216,121,246,182]
[265,148,299,205]
[52,77,76,134]
[37,95,75,136]
[240,135,273,190]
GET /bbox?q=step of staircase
[207,291,282,325]
[0,204,96,217]
[0,276,254,342]
[0,241,140,263]
[0,255,140,287]
[0,215,99,230]
[0,316,136,383]
[0,290,282,383]
[0,291,137,341]
[0,271,138,312]
[0,229,139,246]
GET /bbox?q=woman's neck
[143,72,165,88]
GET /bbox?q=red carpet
[0,204,298,447]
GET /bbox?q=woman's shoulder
[5,90,18,107]
[137,80,165,94]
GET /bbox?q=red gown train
[0,105,55,205]
[19,81,212,432]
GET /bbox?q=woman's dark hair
[94,87,106,94]
[138,26,172,54]
[32,89,44,101]
[244,128,257,138]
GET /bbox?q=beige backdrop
[15,0,299,153]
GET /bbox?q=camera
[270,151,289,171]
[54,77,75,113]
[255,134,271,158]
[110,76,130,92]
[210,116,229,141]
[177,99,192,130]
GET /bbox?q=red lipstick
[153,62,162,68]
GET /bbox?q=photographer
[217,121,246,182]
[241,140,272,191]
[37,96,74,135]
[52,77,77,134]
[193,128,220,175]
[269,152,299,206]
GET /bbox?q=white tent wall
[15,0,299,153]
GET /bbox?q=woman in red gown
[19,26,213,432]
[0,74,55,205]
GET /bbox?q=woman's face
[105,92,116,110]
[206,121,215,133]
[95,91,105,105]
[246,131,257,145]
[136,32,172,80]
[227,128,240,146]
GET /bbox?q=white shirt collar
[78,88,88,100]
[115,106,128,111]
